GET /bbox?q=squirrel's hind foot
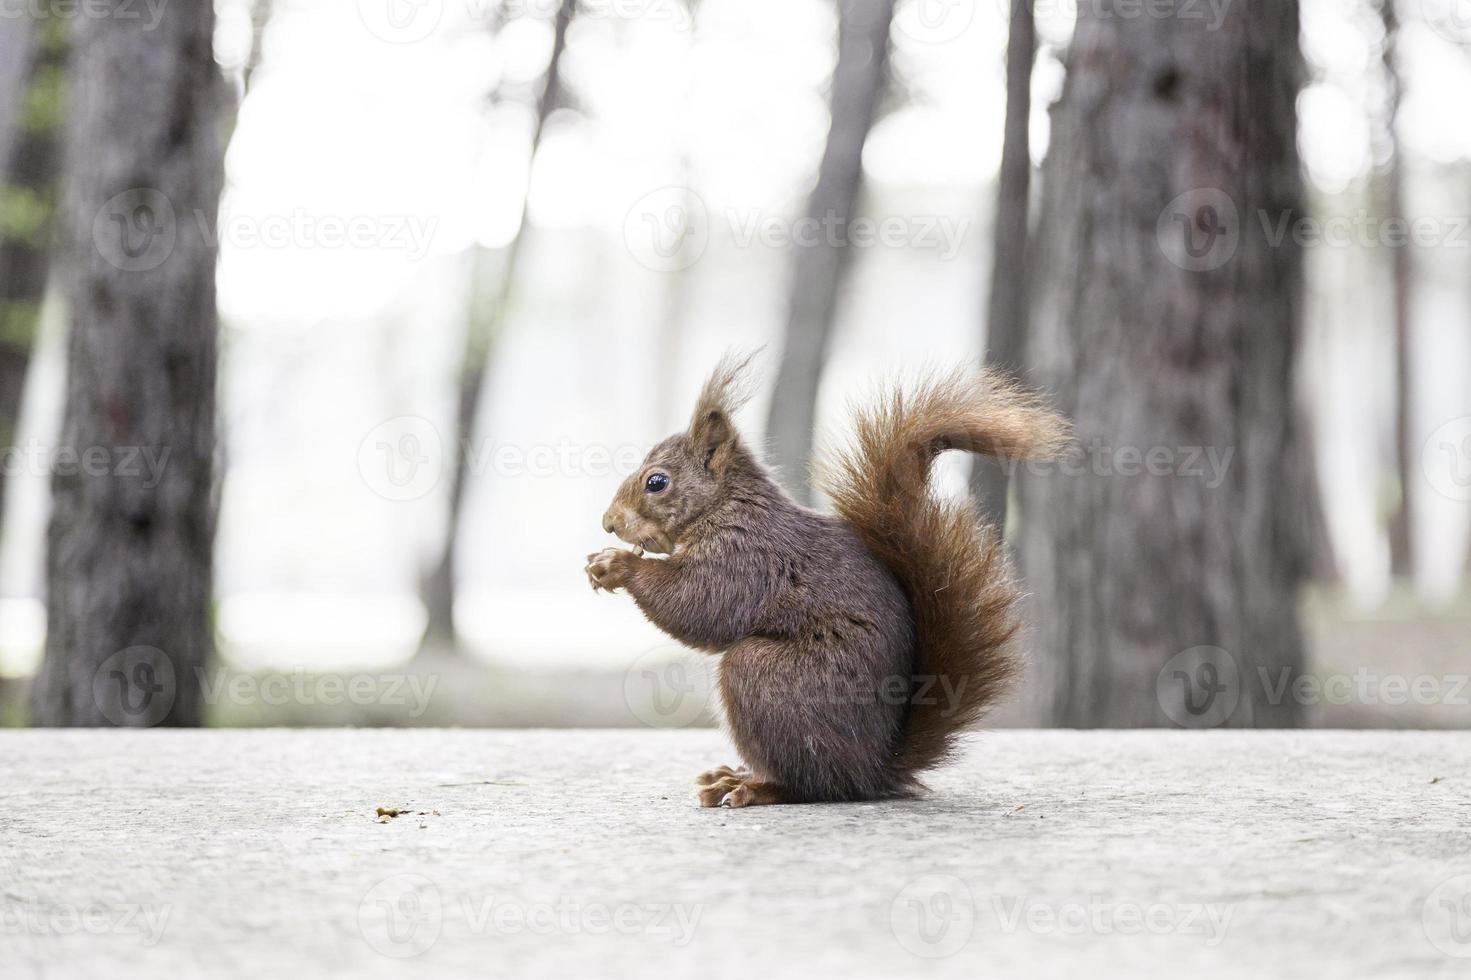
[694,765,747,787]
[695,770,784,808]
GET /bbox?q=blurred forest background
[0,0,1468,728]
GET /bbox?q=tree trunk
[765,0,894,503]
[244,0,275,95]
[0,19,33,168]
[970,0,1036,532]
[0,18,66,531]
[1379,0,1413,580]
[420,0,574,653]
[1017,0,1308,727]
[31,3,224,726]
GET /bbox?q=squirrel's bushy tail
[820,370,1068,781]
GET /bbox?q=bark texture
[31,4,224,726]
[1017,0,1309,726]
[765,0,894,502]
[971,0,1037,531]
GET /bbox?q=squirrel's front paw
[585,547,634,593]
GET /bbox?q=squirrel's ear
[691,409,736,475]
[688,351,759,476]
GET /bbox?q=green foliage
[21,63,66,134]
[0,299,43,347]
[0,184,54,246]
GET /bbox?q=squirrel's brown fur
[586,354,1067,806]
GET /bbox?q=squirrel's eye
[644,473,669,494]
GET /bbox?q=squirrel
[585,353,1067,807]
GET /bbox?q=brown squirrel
[585,353,1066,806]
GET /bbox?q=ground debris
[375,806,440,823]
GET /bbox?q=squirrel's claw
[695,770,784,808]
[585,547,632,593]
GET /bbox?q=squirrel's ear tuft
[689,349,759,475]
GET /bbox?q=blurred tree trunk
[0,19,32,166]
[1379,0,1413,579]
[31,3,224,726]
[0,18,66,533]
[1017,0,1308,727]
[244,0,275,95]
[970,0,1036,532]
[420,0,574,653]
[766,0,894,503]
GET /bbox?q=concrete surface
[3,729,1470,979]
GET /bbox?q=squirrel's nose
[602,512,616,535]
